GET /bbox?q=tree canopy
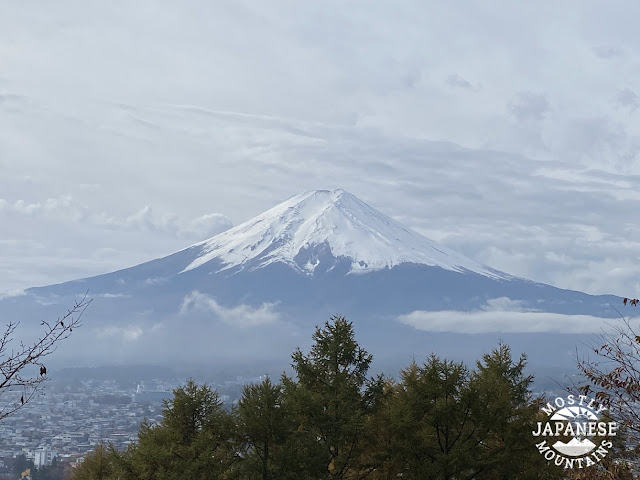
[74,315,569,480]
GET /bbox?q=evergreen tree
[353,378,401,479]
[66,322,570,480]
[469,342,561,479]
[283,315,384,479]
[386,347,562,480]
[235,377,293,480]
[390,355,475,479]
[68,443,120,480]
[128,380,236,480]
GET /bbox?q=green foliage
[234,377,293,480]
[127,380,236,480]
[68,443,120,480]
[70,317,564,480]
[389,355,476,478]
[373,344,562,480]
[469,342,558,479]
[283,315,384,479]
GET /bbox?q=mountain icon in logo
[551,405,599,456]
[552,437,597,457]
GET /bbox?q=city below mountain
[0,189,620,373]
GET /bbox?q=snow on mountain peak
[181,189,505,278]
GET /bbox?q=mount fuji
[180,189,505,278]
[0,189,619,371]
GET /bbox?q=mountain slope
[181,189,506,278]
[2,189,620,369]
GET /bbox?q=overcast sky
[2,1,640,298]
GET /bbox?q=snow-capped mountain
[182,189,506,278]
[0,189,621,370]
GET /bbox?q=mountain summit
[10,188,619,368]
[182,189,505,278]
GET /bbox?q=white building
[33,446,57,468]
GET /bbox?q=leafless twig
[0,293,91,420]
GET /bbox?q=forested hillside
[68,317,631,480]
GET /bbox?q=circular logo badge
[532,394,618,469]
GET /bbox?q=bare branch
[0,293,91,421]
[571,304,640,442]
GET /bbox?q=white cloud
[2,1,640,302]
[0,195,231,238]
[398,297,610,334]
[0,194,230,237]
[93,293,131,299]
[0,289,25,300]
[183,213,234,239]
[84,204,232,239]
[97,325,144,342]
[481,297,529,312]
[179,291,279,327]
[0,196,75,216]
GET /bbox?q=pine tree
[469,342,561,479]
[386,347,562,480]
[390,355,475,479]
[283,315,384,479]
[128,380,236,480]
[235,377,293,480]
[68,443,120,480]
